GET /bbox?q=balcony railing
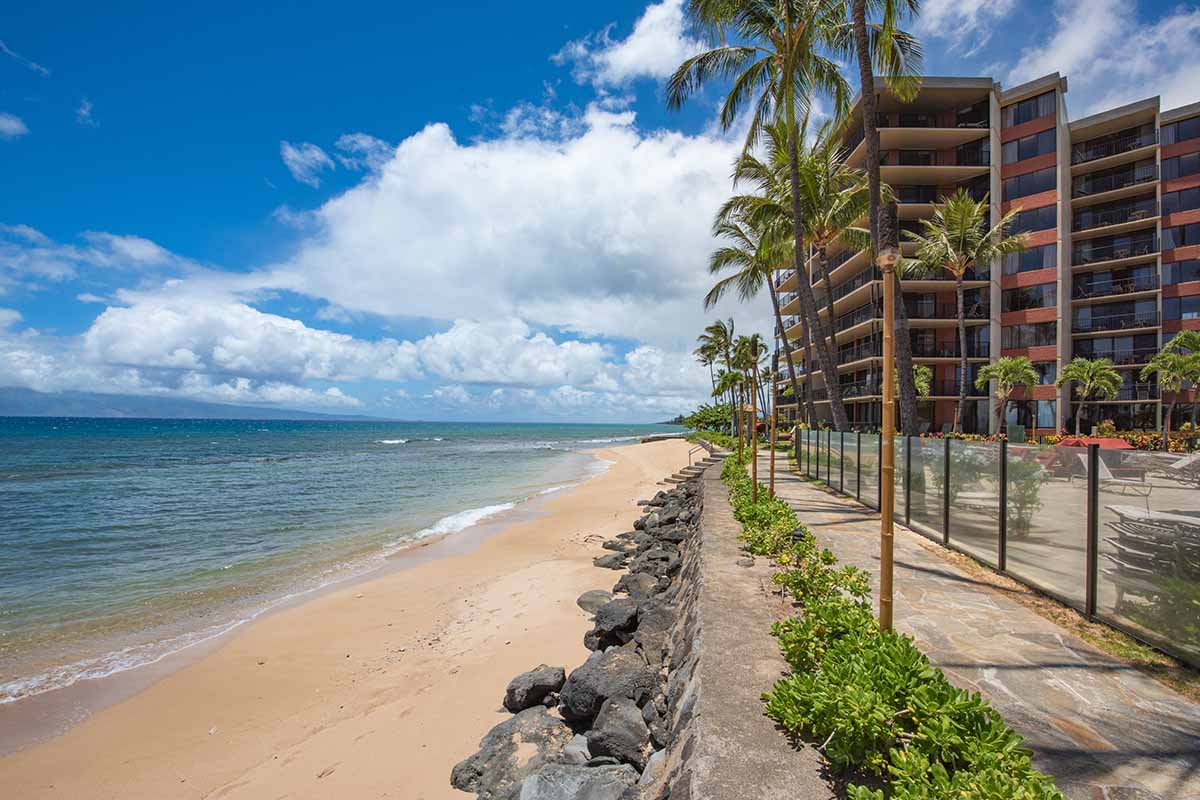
[778,290,799,308]
[830,268,880,302]
[1073,197,1158,232]
[910,340,989,358]
[782,314,802,330]
[1072,235,1158,266]
[838,341,882,364]
[1071,129,1157,165]
[839,379,882,398]
[814,249,858,283]
[1073,347,1158,366]
[896,186,938,204]
[1075,383,1160,401]
[773,268,796,288]
[1071,161,1157,198]
[1071,312,1160,333]
[905,301,990,320]
[1072,275,1159,299]
[905,266,990,282]
[931,380,987,397]
[836,304,880,332]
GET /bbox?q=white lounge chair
[1072,453,1152,506]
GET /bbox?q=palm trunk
[767,282,805,431]
[1075,397,1083,437]
[787,120,849,431]
[801,318,818,427]
[816,247,837,356]
[997,395,1007,434]
[1164,399,1175,452]
[892,273,920,435]
[954,277,968,433]
[725,349,738,440]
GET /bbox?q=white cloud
[0,226,185,294]
[553,0,705,87]
[0,308,21,330]
[0,39,49,76]
[1008,0,1200,116]
[0,112,29,139]
[76,98,97,127]
[916,0,1018,55]
[280,141,336,187]
[334,133,393,171]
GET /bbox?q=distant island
[0,387,382,421]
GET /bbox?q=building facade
[774,74,1200,434]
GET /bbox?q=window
[896,185,937,203]
[1002,322,1056,348]
[1010,204,1056,233]
[1072,195,1157,231]
[1003,166,1056,200]
[1072,159,1156,197]
[1162,115,1200,145]
[1004,243,1056,274]
[1001,91,1055,128]
[897,149,936,166]
[956,138,989,166]
[1075,334,1158,365]
[1002,283,1057,312]
[1163,152,1200,181]
[1002,128,1056,164]
[1033,362,1057,385]
[1163,222,1200,250]
[1164,258,1200,283]
[1165,296,1200,320]
[1005,400,1057,429]
[1163,187,1200,216]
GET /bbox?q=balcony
[895,185,938,204]
[1072,275,1159,300]
[1076,383,1159,401]
[830,268,880,302]
[1071,161,1157,199]
[903,266,990,282]
[1071,312,1160,333]
[778,290,799,309]
[839,379,882,398]
[1072,235,1158,266]
[1072,347,1158,366]
[773,268,796,288]
[838,340,882,364]
[905,301,990,320]
[782,314,803,331]
[836,304,880,333]
[814,249,857,283]
[930,380,987,397]
[1073,197,1158,233]
[910,340,989,358]
[1071,129,1157,165]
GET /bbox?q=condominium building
[774,74,1200,434]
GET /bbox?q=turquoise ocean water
[0,418,682,704]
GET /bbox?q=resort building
[774,74,1200,435]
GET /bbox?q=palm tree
[1056,357,1122,437]
[906,188,1027,433]
[894,363,931,398]
[670,0,861,430]
[975,356,1038,434]
[713,368,744,456]
[698,320,738,436]
[1160,330,1200,431]
[848,0,923,435]
[1142,352,1196,451]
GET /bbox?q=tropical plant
[1141,351,1197,451]
[847,0,923,436]
[713,368,746,459]
[894,363,931,398]
[698,319,739,436]
[682,402,732,431]
[1056,357,1122,437]
[1161,330,1200,430]
[670,0,865,430]
[975,356,1038,434]
[906,188,1027,432]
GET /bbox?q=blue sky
[1,0,1197,420]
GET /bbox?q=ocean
[0,418,683,705]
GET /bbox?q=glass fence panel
[1004,444,1088,607]
[1097,449,1200,667]
[946,439,1001,567]
[860,434,880,509]
[909,437,944,538]
[831,433,844,493]
[895,437,907,518]
[843,433,860,500]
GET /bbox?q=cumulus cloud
[334,133,394,171]
[0,112,29,139]
[553,0,705,87]
[0,226,185,294]
[1008,0,1200,116]
[915,0,1018,55]
[280,141,336,187]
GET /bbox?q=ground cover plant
[722,455,1065,799]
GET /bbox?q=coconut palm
[1141,352,1197,451]
[1056,357,1122,437]
[894,363,931,397]
[697,320,738,437]
[1160,330,1200,430]
[906,188,1027,433]
[848,0,923,434]
[670,0,866,430]
[713,368,745,457]
[975,356,1038,434]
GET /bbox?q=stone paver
[763,453,1200,800]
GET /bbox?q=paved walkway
[761,454,1200,800]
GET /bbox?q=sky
[1,0,1198,421]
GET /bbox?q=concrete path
[761,453,1200,800]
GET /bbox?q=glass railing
[1072,162,1157,198]
[1071,129,1157,165]
[903,266,990,282]
[1082,383,1160,401]
[1072,347,1158,366]
[836,304,880,332]
[1071,312,1160,333]
[839,379,882,398]
[1072,235,1158,265]
[896,186,938,204]
[814,249,858,283]
[1072,275,1159,299]
[905,301,990,320]
[831,268,880,302]
[910,341,989,358]
[931,380,987,397]
[778,290,799,308]
[773,268,796,288]
[1073,197,1158,231]
[782,314,803,330]
[838,341,882,364]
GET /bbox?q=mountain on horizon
[0,387,385,421]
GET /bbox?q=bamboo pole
[751,339,759,503]
[878,200,900,632]
[769,403,777,496]
[770,351,778,495]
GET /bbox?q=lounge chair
[1072,454,1152,507]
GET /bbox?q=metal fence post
[904,436,912,527]
[998,440,1008,572]
[1086,444,1100,619]
[839,431,845,493]
[942,436,951,545]
[856,432,862,502]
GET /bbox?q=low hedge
[721,455,1065,800]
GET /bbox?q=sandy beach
[0,438,694,799]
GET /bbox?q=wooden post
[770,352,778,495]
[878,200,900,632]
[769,405,777,496]
[751,339,759,503]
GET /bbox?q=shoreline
[0,438,693,799]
